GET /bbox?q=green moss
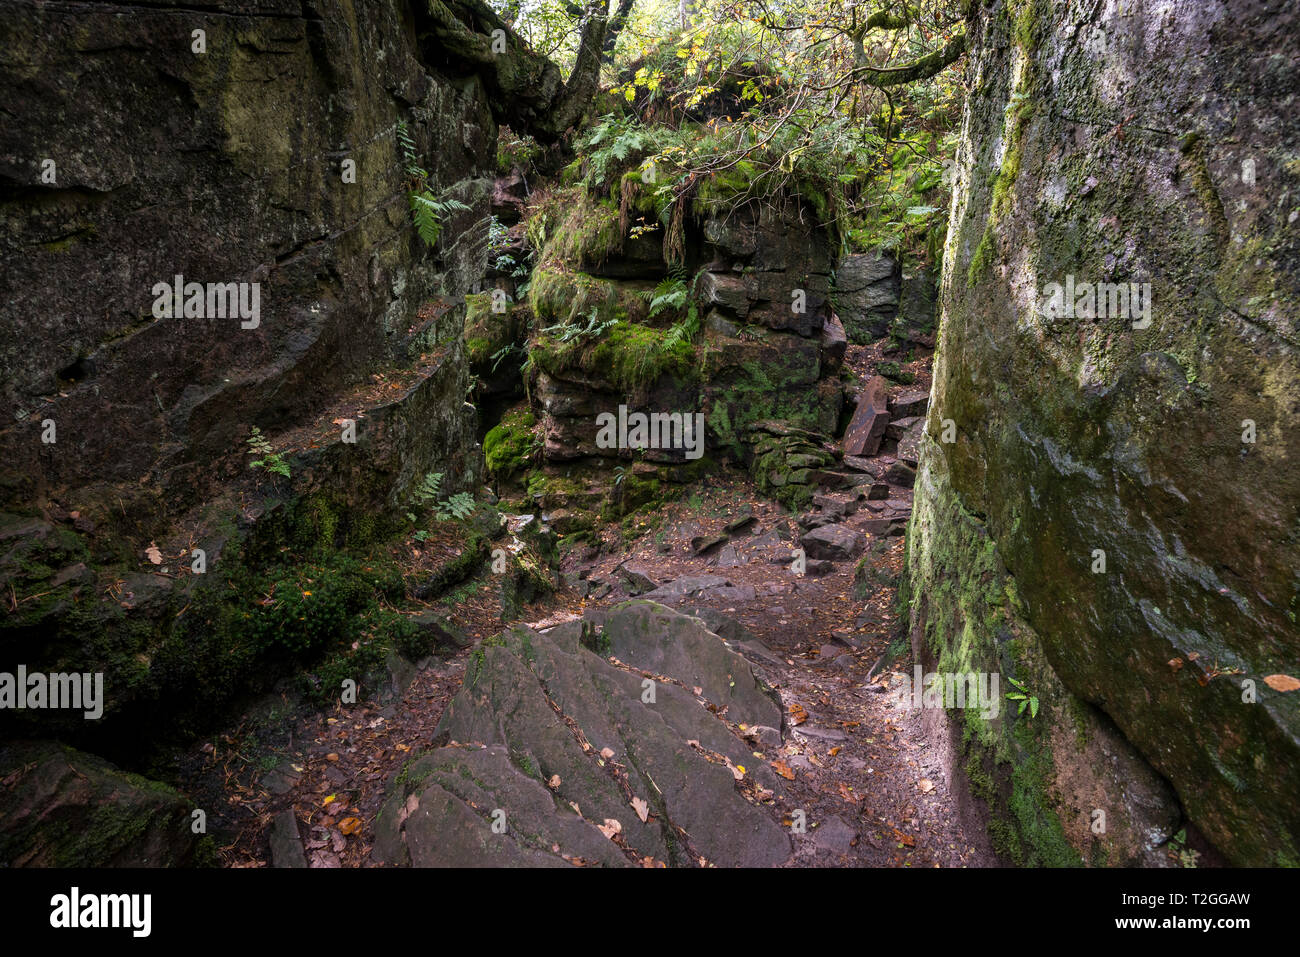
[484,408,539,478]
[967,4,1038,285]
[528,264,625,326]
[876,360,916,384]
[537,190,623,269]
[531,319,701,395]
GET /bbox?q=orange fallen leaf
[338,816,362,836]
[772,761,795,780]
[789,703,809,726]
[1264,674,1300,692]
[631,797,649,822]
[1168,658,1184,671]
[918,778,935,793]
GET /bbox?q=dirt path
[568,480,994,866]
[196,471,993,868]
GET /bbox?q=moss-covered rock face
[0,0,513,780]
[0,740,202,867]
[484,408,539,478]
[522,160,847,502]
[909,0,1300,865]
[0,0,501,523]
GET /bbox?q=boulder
[800,524,865,561]
[843,376,891,456]
[0,740,198,867]
[832,252,900,342]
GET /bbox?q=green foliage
[540,306,619,345]
[1168,829,1201,868]
[397,120,471,248]
[441,492,477,521]
[1006,676,1040,718]
[410,471,478,523]
[412,471,444,506]
[575,114,659,191]
[484,409,540,478]
[246,426,290,478]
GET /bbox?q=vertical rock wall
[908,0,1299,865]
[0,0,493,519]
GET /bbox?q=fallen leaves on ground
[1264,674,1300,692]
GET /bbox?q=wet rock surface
[375,603,791,867]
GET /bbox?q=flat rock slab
[270,810,308,868]
[602,601,783,729]
[375,607,790,868]
[800,523,865,561]
[888,391,929,418]
[639,574,732,601]
[843,376,890,456]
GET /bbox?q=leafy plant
[246,426,290,478]
[638,266,692,319]
[540,307,618,345]
[409,471,477,523]
[637,265,703,354]
[398,120,471,248]
[438,492,477,522]
[1006,676,1039,718]
[411,471,444,506]
[1167,829,1200,868]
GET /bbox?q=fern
[412,471,444,506]
[439,492,477,521]
[397,120,471,248]
[410,470,476,522]
[540,307,617,344]
[246,426,273,457]
[409,192,471,248]
[246,426,290,478]
[659,303,701,352]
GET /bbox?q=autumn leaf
[772,761,795,780]
[599,747,615,760]
[918,778,935,793]
[631,797,649,822]
[1264,674,1300,692]
[597,818,622,839]
[338,816,362,836]
[322,794,336,806]
[145,543,163,565]
[1168,658,1184,671]
[789,703,809,726]
[548,774,561,789]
